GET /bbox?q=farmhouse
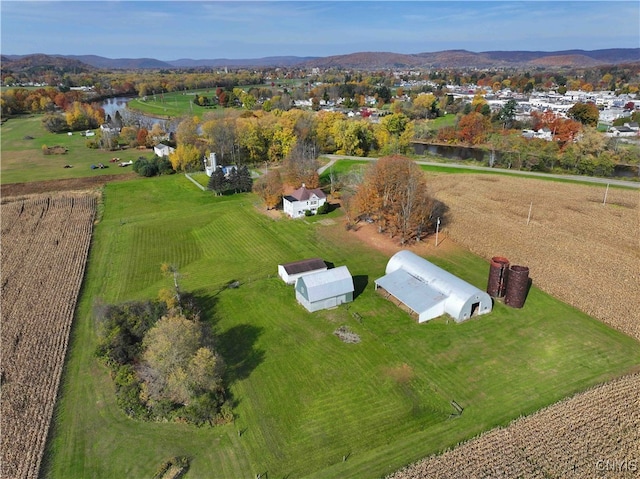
[278,258,327,285]
[283,184,327,218]
[375,250,492,323]
[295,265,354,312]
[154,143,175,157]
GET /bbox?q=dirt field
[385,174,640,479]
[1,193,97,479]
[0,173,136,199]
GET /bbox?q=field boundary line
[184,172,206,191]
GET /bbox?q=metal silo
[505,265,530,308]
[487,256,510,298]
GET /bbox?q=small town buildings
[278,258,328,285]
[154,143,175,157]
[283,184,327,218]
[295,265,354,312]
[375,250,492,323]
[606,122,639,137]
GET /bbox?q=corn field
[388,175,640,478]
[1,193,96,479]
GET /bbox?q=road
[319,154,640,189]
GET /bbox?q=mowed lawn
[45,174,640,479]
[0,116,148,184]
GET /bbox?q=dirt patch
[384,363,415,384]
[1,173,136,198]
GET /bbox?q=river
[100,97,174,131]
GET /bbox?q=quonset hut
[375,250,492,323]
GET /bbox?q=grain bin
[487,256,510,298]
[505,265,529,308]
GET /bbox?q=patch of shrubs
[95,293,230,426]
[133,155,175,177]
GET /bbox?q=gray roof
[281,258,326,275]
[297,265,354,302]
[375,268,446,314]
[376,250,492,322]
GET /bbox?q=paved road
[320,154,640,189]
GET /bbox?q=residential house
[283,184,327,218]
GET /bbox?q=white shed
[278,258,327,285]
[375,250,492,323]
[295,266,354,312]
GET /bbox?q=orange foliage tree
[353,155,434,245]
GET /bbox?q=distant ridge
[2,49,639,71]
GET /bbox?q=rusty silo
[487,256,510,298]
[505,265,530,308]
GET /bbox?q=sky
[1,1,639,60]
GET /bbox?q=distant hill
[1,54,96,73]
[2,49,639,72]
[168,56,318,68]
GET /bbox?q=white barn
[278,258,327,285]
[154,143,175,157]
[375,251,492,323]
[283,184,327,218]
[295,266,354,312]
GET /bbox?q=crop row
[388,175,639,478]
[388,373,640,479]
[1,194,96,479]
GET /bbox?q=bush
[317,202,331,215]
[304,209,314,217]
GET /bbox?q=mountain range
[2,49,639,71]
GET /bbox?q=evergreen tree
[207,168,228,195]
[237,165,253,193]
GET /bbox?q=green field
[44,174,640,479]
[127,90,222,118]
[0,116,147,184]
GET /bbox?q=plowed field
[388,174,640,479]
[1,193,96,479]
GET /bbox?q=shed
[295,266,354,312]
[278,258,328,285]
[375,250,492,323]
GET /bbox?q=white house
[375,250,492,323]
[283,184,327,218]
[154,143,175,157]
[295,265,354,312]
[278,258,327,285]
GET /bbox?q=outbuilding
[278,258,328,285]
[295,265,354,312]
[375,250,492,323]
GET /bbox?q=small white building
[375,251,492,323]
[154,143,175,157]
[283,184,327,218]
[278,258,327,285]
[295,266,354,312]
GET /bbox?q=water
[99,97,173,131]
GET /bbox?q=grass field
[43,174,640,479]
[0,116,149,184]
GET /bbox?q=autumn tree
[457,112,491,144]
[141,313,224,407]
[176,115,200,146]
[353,155,434,244]
[169,144,201,172]
[412,93,438,119]
[202,111,240,164]
[568,102,599,127]
[253,169,283,209]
